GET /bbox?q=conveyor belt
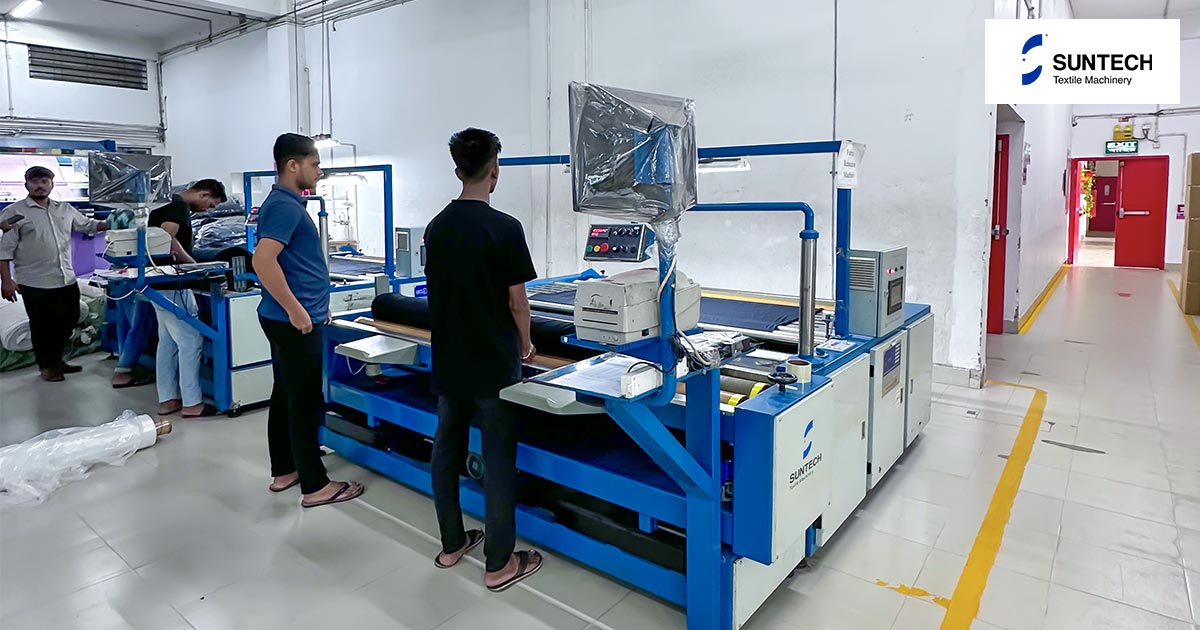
[528,285,800,333]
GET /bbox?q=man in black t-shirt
[147,179,226,418]
[425,128,543,592]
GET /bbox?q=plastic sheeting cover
[568,82,697,226]
[0,410,162,508]
[88,152,172,206]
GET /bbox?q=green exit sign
[1105,140,1139,155]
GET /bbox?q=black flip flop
[182,404,220,418]
[301,481,365,508]
[486,550,543,593]
[112,374,154,389]
[268,477,300,493]
[433,529,485,569]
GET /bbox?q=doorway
[988,134,1011,335]
[1069,156,1170,269]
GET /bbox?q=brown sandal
[434,529,484,569]
[486,550,543,593]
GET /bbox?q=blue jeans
[154,290,204,407]
[115,298,156,373]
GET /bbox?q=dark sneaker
[59,363,83,374]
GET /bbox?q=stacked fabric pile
[0,281,105,372]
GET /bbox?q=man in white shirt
[0,166,108,382]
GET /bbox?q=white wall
[158,0,1037,378]
[1,20,161,128]
[161,26,296,192]
[1070,39,1200,266]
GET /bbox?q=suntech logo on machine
[788,419,821,489]
[986,19,1179,105]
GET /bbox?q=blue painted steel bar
[0,138,116,151]
[327,381,690,527]
[319,426,688,605]
[685,370,723,629]
[605,402,712,498]
[210,287,232,411]
[498,154,570,166]
[699,141,843,159]
[382,165,395,278]
[835,188,853,337]
[499,141,845,168]
[692,202,816,232]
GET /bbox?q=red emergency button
[600,243,610,253]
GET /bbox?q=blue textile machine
[320,84,933,629]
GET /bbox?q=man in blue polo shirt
[253,133,363,508]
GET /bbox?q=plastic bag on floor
[0,410,171,509]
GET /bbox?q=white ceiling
[1070,0,1200,19]
[0,0,258,47]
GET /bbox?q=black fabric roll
[193,246,253,272]
[371,294,596,361]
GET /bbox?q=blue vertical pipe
[684,371,722,629]
[835,188,852,337]
[647,235,678,407]
[383,165,395,279]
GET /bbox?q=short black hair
[189,178,227,203]
[273,133,318,171]
[25,166,54,181]
[449,128,502,181]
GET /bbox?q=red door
[1091,176,1118,233]
[988,136,1010,335]
[1114,157,1169,269]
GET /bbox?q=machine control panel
[584,224,653,263]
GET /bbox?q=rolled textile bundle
[0,411,172,508]
[371,294,595,361]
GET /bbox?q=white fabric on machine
[0,410,165,508]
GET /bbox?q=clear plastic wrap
[0,411,170,508]
[88,152,172,206]
[568,82,697,225]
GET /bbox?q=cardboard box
[1182,282,1200,316]
[1186,250,1200,284]
[1188,186,1200,218]
[1189,153,1200,185]
[1187,217,1200,251]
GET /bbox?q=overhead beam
[157,0,285,19]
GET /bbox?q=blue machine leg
[685,370,725,630]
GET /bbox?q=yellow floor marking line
[1018,265,1069,335]
[875,579,952,609]
[1167,280,1200,353]
[939,380,1046,629]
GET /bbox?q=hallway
[0,265,1198,630]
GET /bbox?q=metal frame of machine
[100,165,402,415]
[318,141,932,630]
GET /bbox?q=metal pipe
[800,235,817,358]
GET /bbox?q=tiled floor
[1076,236,1116,267]
[1,265,1198,629]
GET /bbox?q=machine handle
[1118,208,1150,218]
[768,367,798,392]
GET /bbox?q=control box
[584,224,653,263]
[394,227,426,278]
[848,246,907,338]
[867,332,907,489]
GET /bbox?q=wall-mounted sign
[1105,140,1139,155]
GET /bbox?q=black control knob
[768,366,797,392]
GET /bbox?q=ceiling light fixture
[312,133,340,150]
[9,0,44,18]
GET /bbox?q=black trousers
[431,396,518,572]
[20,283,80,370]
[260,316,330,495]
